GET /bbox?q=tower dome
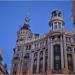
[21,16,31,31]
[49,9,65,31]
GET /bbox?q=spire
[21,16,31,31]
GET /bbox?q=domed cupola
[49,9,65,31]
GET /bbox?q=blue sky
[0,1,72,72]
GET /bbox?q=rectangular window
[58,22,61,29]
[54,22,57,29]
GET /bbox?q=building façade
[10,9,75,75]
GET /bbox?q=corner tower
[17,16,33,42]
[49,9,65,31]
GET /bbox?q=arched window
[39,58,43,73]
[33,59,37,74]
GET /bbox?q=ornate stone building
[10,8,75,75]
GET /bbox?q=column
[37,51,40,73]
[72,47,75,73]
[60,36,64,71]
[63,35,68,73]
[51,40,53,70]
[47,37,52,74]
[30,52,34,74]
[43,49,45,73]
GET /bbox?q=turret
[21,16,31,31]
[49,9,65,31]
[17,16,33,43]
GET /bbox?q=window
[17,46,21,51]
[34,52,37,58]
[67,54,73,71]
[26,45,31,50]
[58,22,61,29]
[67,47,72,52]
[55,56,60,60]
[54,44,61,71]
[45,56,48,73]
[66,37,71,42]
[29,45,31,49]
[33,59,37,73]
[40,42,44,48]
[39,58,43,73]
[24,53,29,59]
[34,59,37,65]
[40,51,43,57]
[35,43,39,48]
[45,49,48,56]
[54,22,57,29]
[54,25,57,29]
[26,45,28,50]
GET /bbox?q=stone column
[63,35,68,74]
[60,36,64,71]
[37,51,40,73]
[47,37,52,74]
[51,40,53,71]
[72,47,75,73]
[30,52,34,74]
[43,49,45,73]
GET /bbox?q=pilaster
[63,35,68,74]
[60,36,64,70]
[43,49,45,73]
[37,51,40,73]
[30,52,34,74]
[47,38,53,74]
